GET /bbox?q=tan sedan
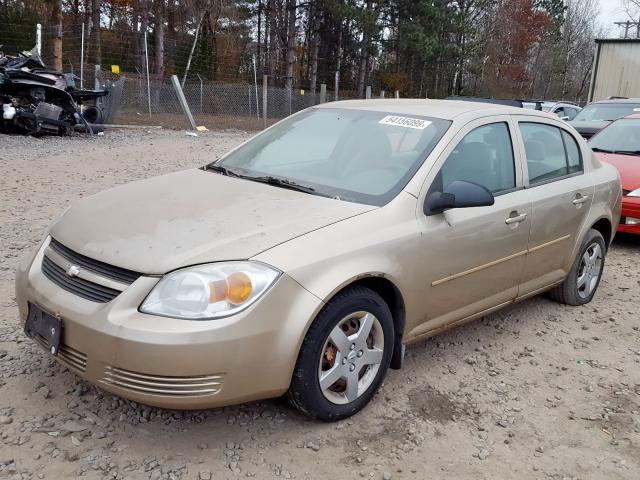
[15,100,621,421]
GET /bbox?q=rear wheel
[549,228,606,305]
[287,286,393,421]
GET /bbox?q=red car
[589,114,640,234]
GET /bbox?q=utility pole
[614,20,640,38]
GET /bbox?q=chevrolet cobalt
[16,100,621,421]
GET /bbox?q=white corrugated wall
[591,41,640,101]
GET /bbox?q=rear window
[520,122,583,184]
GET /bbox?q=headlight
[627,188,640,197]
[140,262,280,320]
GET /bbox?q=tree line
[0,0,602,100]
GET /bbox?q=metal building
[589,38,640,101]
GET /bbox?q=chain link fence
[94,71,336,130]
[2,21,382,131]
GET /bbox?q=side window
[561,130,583,173]
[520,122,581,184]
[565,107,578,120]
[554,106,565,118]
[433,122,516,195]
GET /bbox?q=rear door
[514,116,594,297]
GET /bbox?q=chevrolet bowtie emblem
[66,265,81,277]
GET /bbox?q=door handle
[505,213,528,224]
[572,195,589,205]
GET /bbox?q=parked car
[537,101,582,120]
[589,114,640,234]
[449,97,581,121]
[570,98,640,139]
[16,100,621,421]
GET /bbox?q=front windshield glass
[589,118,640,154]
[214,108,451,206]
[573,103,640,122]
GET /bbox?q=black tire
[549,228,606,305]
[287,285,394,421]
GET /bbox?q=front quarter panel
[253,192,422,334]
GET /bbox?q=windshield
[573,103,640,122]
[213,108,451,206]
[589,118,640,154]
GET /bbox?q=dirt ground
[0,129,639,480]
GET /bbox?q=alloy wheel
[576,242,603,299]
[318,311,385,405]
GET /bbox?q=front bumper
[15,240,323,409]
[618,197,640,235]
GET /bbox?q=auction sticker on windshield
[379,115,431,130]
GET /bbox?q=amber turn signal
[208,272,253,305]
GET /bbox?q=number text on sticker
[379,115,432,130]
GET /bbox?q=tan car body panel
[15,100,621,409]
[50,169,373,274]
[16,237,325,408]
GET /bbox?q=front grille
[34,335,87,373]
[42,255,121,303]
[101,366,223,397]
[49,238,141,284]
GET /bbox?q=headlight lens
[627,188,640,197]
[140,262,280,319]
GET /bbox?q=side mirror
[560,116,570,121]
[424,180,494,216]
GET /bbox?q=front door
[409,117,531,339]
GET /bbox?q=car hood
[50,169,374,274]
[570,120,610,137]
[594,152,640,192]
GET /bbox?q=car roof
[591,98,640,104]
[314,99,551,121]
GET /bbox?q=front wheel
[287,286,394,421]
[549,228,606,305]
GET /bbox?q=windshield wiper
[205,166,323,196]
[205,164,241,177]
[612,150,640,156]
[591,147,614,153]
[248,175,317,194]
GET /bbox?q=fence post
[144,31,151,117]
[36,24,42,56]
[334,71,339,101]
[262,75,268,129]
[196,74,203,113]
[171,74,197,130]
[80,23,85,89]
[395,90,400,99]
[380,90,385,99]
[319,84,326,103]
[365,86,371,99]
[94,64,101,89]
[252,54,260,119]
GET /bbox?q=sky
[598,0,634,36]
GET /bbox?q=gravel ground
[0,129,639,480]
